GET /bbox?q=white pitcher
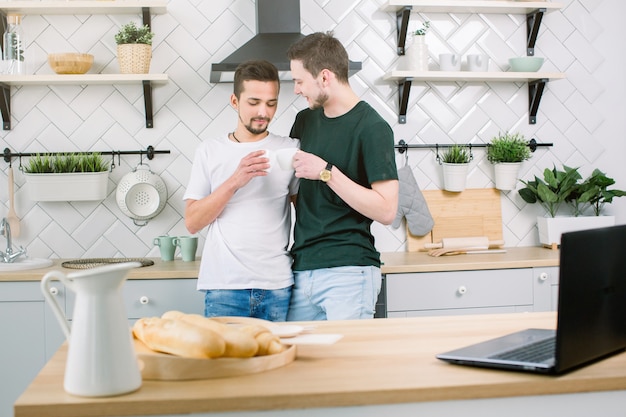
[41,262,142,397]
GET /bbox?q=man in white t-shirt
[183,60,299,321]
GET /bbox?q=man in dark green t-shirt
[286,32,399,321]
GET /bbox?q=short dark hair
[233,60,280,98]
[287,32,349,84]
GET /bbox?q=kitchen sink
[0,257,53,271]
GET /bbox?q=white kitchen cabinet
[0,1,168,129]
[384,266,559,317]
[379,0,565,124]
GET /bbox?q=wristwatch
[319,162,333,182]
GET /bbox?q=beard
[241,117,270,135]
[309,91,329,110]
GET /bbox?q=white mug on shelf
[467,54,489,71]
[439,53,461,71]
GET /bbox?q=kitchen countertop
[14,312,626,417]
[1,247,560,282]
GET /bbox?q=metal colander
[116,164,167,226]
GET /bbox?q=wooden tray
[135,338,296,381]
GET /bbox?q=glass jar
[3,14,26,75]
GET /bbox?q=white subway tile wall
[1,0,624,259]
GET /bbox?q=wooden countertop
[2,247,559,282]
[14,312,626,417]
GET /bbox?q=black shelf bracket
[398,78,412,124]
[396,6,412,55]
[528,78,548,125]
[526,8,545,56]
[142,7,151,29]
[0,83,10,130]
[142,80,154,128]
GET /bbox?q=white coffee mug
[439,53,460,71]
[467,54,489,71]
[263,149,274,173]
[276,148,299,171]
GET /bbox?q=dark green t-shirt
[289,101,398,271]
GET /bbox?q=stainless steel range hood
[210,0,362,83]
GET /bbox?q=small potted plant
[114,21,154,74]
[486,131,532,191]
[440,144,471,192]
[23,153,110,201]
[519,165,624,247]
[405,20,430,71]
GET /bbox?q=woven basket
[117,44,152,74]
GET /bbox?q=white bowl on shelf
[508,56,544,72]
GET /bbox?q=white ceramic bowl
[508,57,544,72]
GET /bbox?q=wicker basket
[117,44,152,74]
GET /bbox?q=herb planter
[24,171,109,202]
[537,215,615,247]
[117,44,151,74]
[441,162,468,192]
[493,162,521,191]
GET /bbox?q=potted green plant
[487,131,532,191]
[440,144,471,192]
[23,153,110,201]
[114,21,154,74]
[519,165,624,247]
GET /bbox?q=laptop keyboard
[489,337,556,363]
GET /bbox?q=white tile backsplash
[1,0,624,259]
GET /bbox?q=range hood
[210,0,362,83]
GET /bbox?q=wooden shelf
[0,73,168,85]
[380,1,563,14]
[0,1,167,15]
[383,70,565,82]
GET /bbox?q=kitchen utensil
[439,53,460,71]
[428,248,507,257]
[116,164,167,226]
[173,236,198,261]
[423,236,505,250]
[467,54,489,71]
[41,262,142,397]
[6,165,20,237]
[154,235,176,261]
[508,56,544,72]
[48,52,94,74]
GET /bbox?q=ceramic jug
[41,262,142,397]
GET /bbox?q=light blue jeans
[203,287,292,322]
[286,266,382,321]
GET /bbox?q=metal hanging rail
[394,138,552,153]
[3,145,170,164]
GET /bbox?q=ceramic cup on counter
[276,148,299,171]
[173,236,198,262]
[439,53,461,71]
[153,235,176,261]
[467,54,489,71]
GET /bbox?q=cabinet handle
[49,287,59,296]
[539,272,549,281]
[139,296,150,305]
[457,286,467,295]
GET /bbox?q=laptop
[436,224,626,375]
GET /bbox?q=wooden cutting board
[406,188,503,252]
[135,338,296,381]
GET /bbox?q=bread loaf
[133,317,226,359]
[240,324,285,356]
[162,311,259,358]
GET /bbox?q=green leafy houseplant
[25,153,108,174]
[114,22,154,45]
[518,165,581,217]
[487,132,532,163]
[567,169,626,216]
[441,145,471,164]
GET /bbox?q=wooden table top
[14,312,626,417]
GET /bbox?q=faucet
[1,218,26,263]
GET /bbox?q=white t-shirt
[183,133,300,290]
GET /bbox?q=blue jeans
[287,266,382,321]
[203,287,292,322]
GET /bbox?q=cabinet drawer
[386,269,532,312]
[66,279,204,319]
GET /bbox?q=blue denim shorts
[203,287,292,322]
[286,265,382,321]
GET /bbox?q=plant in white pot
[23,153,110,202]
[519,165,625,247]
[405,20,430,71]
[486,131,532,191]
[440,144,471,192]
[114,21,154,74]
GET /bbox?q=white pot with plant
[519,165,625,247]
[440,144,471,192]
[486,132,532,191]
[115,21,154,74]
[405,20,430,71]
[23,153,110,202]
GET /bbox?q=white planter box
[537,216,616,247]
[24,171,109,202]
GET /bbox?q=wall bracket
[396,6,412,55]
[526,8,546,56]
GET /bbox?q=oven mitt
[392,165,434,236]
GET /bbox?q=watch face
[320,170,332,182]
